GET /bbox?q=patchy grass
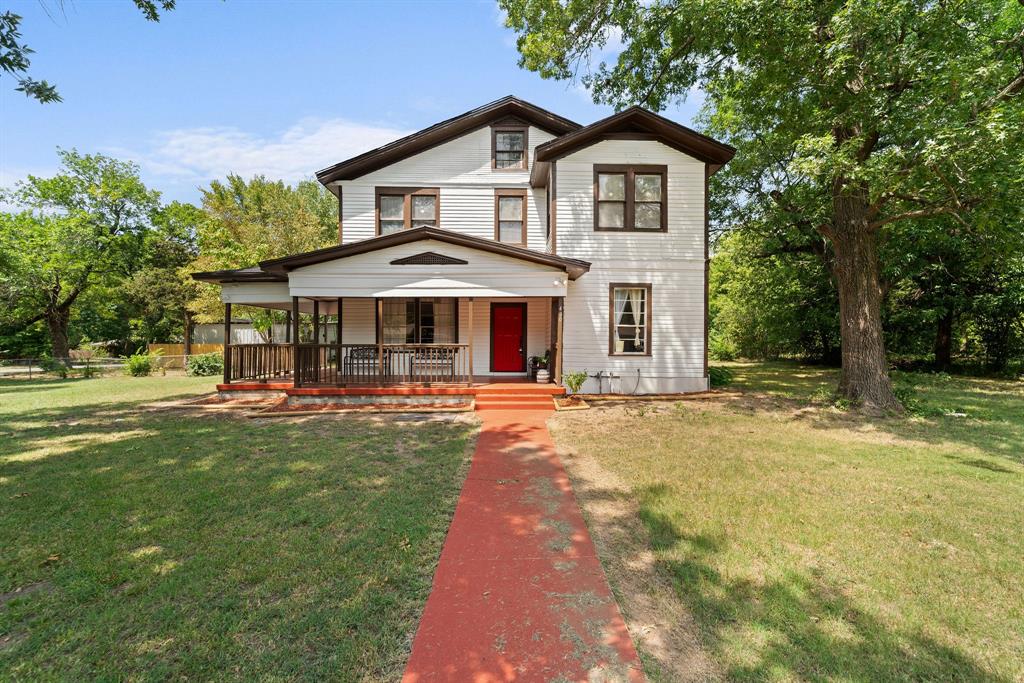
[551,362,1024,682]
[0,376,475,680]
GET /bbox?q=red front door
[491,303,526,372]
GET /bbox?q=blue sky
[1,0,702,204]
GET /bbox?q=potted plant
[534,349,551,383]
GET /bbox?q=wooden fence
[147,343,223,368]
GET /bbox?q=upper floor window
[494,189,527,246]
[609,283,652,355]
[594,165,667,232]
[375,187,439,235]
[492,126,528,170]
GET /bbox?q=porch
[193,226,589,390]
[220,295,565,388]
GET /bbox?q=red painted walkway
[402,407,645,682]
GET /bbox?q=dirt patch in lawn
[549,408,723,682]
[188,395,281,406]
[0,581,53,607]
[261,401,473,414]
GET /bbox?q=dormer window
[594,165,668,232]
[375,187,439,235]
[492,126,528,170]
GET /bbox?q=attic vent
[390,251,469,266]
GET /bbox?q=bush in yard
[564,370,588,394]
[186,352,224,377]
[38,356,69,379]
[709,365,733,388]
[123,351,159,377]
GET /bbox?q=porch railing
[227,343,293,383]
[223,342,472,386]
[295,343,471,386]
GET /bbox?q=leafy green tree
[0,150,160,360]
[502,0,1024,411]
[711,230,840,363]
[122,201,203,345]
[1,2,175,103]
[190,175,337,322]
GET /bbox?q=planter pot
[536,369,550,383]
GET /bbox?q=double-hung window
[382,298,456,344]
[609,284,652,355]
[376,188,439,235]
[594,165,667,231]
[494,189,527,245]
[492,126,528,170]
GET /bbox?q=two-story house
[194,96,734,398]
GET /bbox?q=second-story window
[594,165,668,232]
[375,188,439,235]
[492,126,528,170]
[494,189,527,245]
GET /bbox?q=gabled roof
[531,106,736,185]
[315,96,580,186]
[259,226,591,280]
[192,265,287,284]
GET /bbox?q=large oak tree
[502,0,1024,411]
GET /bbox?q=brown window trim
[494,188,528,246]
[593,164,668,232]
[491,125,529,171]
[608,283,653,356]
[374,187,440,235]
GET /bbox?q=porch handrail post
[376,298,384,383]
[223,302,232,384]
[291,296,301,387]
[467,298,474,385]
[554,296,564,385]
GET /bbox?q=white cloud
[127,117,412,187]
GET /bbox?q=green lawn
[552,362,1024,682]
[0,376,475,680]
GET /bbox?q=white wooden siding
[337,126,553,250]
[556,139,708,393]
[288,239,567,299]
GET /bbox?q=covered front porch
[220,296,564,388]
[194,226,590,390]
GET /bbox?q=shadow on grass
[568,468,1008,681]
[0,391,475,679]
[725,361,1024,466]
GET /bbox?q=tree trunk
[828,186,902,413]
[46,306,72,366]
[183,311,193,356]
[934,304,954,371]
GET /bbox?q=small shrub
[186,352,224,377]
[38,356,69,379]
[708,365,733,388]
[563,370,588,394]
[709,333,738,361]
[123,351,159,377]
[78,363,101,378]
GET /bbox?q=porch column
[312,299,320,344]
[223,303,232,384]
[554,296,564,385]
[376,298,384,382]
[337,297,343,344]
[291,296,301,388]
[285,311,291,343]
[467,298,474,385]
